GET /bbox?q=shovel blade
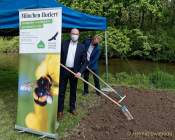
[121,105,134,120]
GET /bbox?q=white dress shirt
[87,44,94,61]
[65,40,78,68]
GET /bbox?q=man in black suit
[58,28,88,119]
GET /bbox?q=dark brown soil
[64,87,175,140]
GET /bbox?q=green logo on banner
[37,40,45,48]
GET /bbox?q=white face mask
[71,34,79,42]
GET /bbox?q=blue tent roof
[0,0,107,30]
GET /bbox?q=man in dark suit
[58,28,88,119]
[83,35,101,96]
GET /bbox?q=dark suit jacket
[60,40,88,74]
[83,39,101,70]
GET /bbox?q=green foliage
[147,28,175,62]
[59,0,104,16]
[58,0,175,62]
[0,37,18,53]
[101,27,130,57]
[126,29,151,57]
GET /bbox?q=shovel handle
[60,64,122,108]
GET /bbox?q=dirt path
[63,87,175,140]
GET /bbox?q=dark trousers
[58,68,78,112]
[83,69,100,94]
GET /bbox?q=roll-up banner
[15,8,62,139]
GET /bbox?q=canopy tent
[0,0,109,81]
[0,0,106,30]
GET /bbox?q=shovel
[60,64,134,121]
[87,67,126,103]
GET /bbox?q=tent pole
[105,31,109,82]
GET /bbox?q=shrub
[99,27,131,58]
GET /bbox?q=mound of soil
[64,87,175,140]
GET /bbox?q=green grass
[113,70,175,90]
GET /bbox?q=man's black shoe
[70,110,78,116]
[57,112,64,120]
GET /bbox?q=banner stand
[16,8,62,139]
[15,125,58,139]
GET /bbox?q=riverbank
[1,54,175,91]
[109,70,175,90]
